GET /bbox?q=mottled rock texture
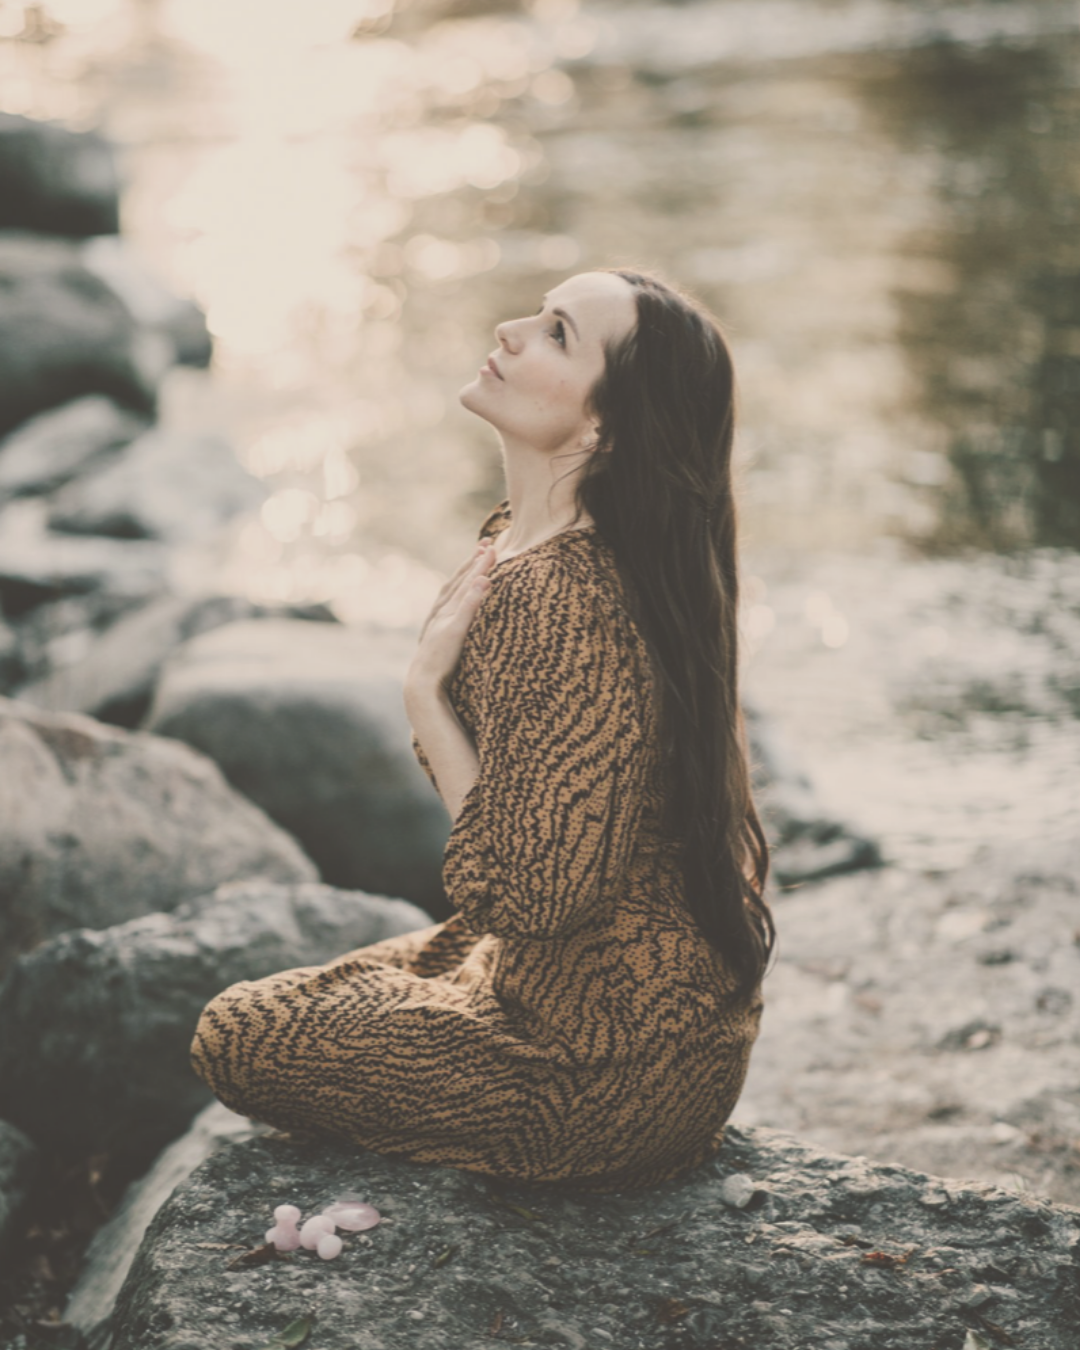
[0,1120,37,1254]
[740,838,1080,1208]
[0,698,315,966]
[109,1127,1080,1350]
[0,880,430,1158]
[65,1103,266,1343]
[146,620,449,914]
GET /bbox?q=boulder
[80,237,212,370]
[0,697,316,967]
[0,499,168,619]
[17,594,338,728]
[0,395,149,503]
[0,112,120,237]
[146,621,449,914]
[745,701,882,885]
[108,1127,1080,1350]
[0,1120,37,1254]
[0,234,161,440]
[47,427,264,545]
[1,588,159,695]
[0,879,431,1158]
[65,1103,267,1346]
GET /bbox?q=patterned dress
[191,501,763,1192]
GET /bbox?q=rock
[0,396,149,503]
[17,594,338,728]
[745,700,882,885]
[146,620,449,914]
[718,1171,759,1209]
[0,234,160,441]
[0,614,18,689]
[0,499,169,619]
[0,112,120,237]
[80,237,212,369]
[47,428,264,545]
[737,838,1080,1208]
[0,696,316,967]
[65,1103,267,1343]
[0,1119,38,1254]
[0,589,160,695]
[108,1126,1080,1350]
[0,880,430,1159]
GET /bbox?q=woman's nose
[495,318,523,351]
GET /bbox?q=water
[2,0,1078,866]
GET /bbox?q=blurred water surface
[2,0,1079,864]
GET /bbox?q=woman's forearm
[405,685,480,824]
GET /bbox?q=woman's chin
[458,380,492,419]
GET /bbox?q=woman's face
[460,271,637,453]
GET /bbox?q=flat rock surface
[109,1126,1080,1350]
[740,837,1080,1209]
[0,697,315,966]
[0,879,430,1157]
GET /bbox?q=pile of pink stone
[265,1200,381,1261]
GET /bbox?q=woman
[191,269,774,1192]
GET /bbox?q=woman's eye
[551,320,566,347]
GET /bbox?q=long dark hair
[574,269,774,994]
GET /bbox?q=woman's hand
[406,541,496,708]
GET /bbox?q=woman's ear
[581,421,605,453]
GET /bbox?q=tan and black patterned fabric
[191,501,763,1191]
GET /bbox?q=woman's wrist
[403,675,452,722]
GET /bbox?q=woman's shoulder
[474,512,631,641]
[476,499,512,541]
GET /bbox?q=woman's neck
[496,441,594,561]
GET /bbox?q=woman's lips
[481,354,503,379]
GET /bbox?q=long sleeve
[441,553,649,941]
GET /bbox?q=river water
[2,0,1079,868]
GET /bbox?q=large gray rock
[0,112,120,237]
[0,1119,37,1254]
[65,1103,267,1346]
[0,879,430,1158]
[146,621,449,914]
[18,594,338,728]
[107,1127,1080,1350]
[0,395,149,503]
[48,428,264,544]
[0,234,161,440]
[0,697,316,967]
[0,499,168,618]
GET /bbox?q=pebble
[719,1173,759,1209]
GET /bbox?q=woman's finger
[439,544,495,614]
[420,543,492,639]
